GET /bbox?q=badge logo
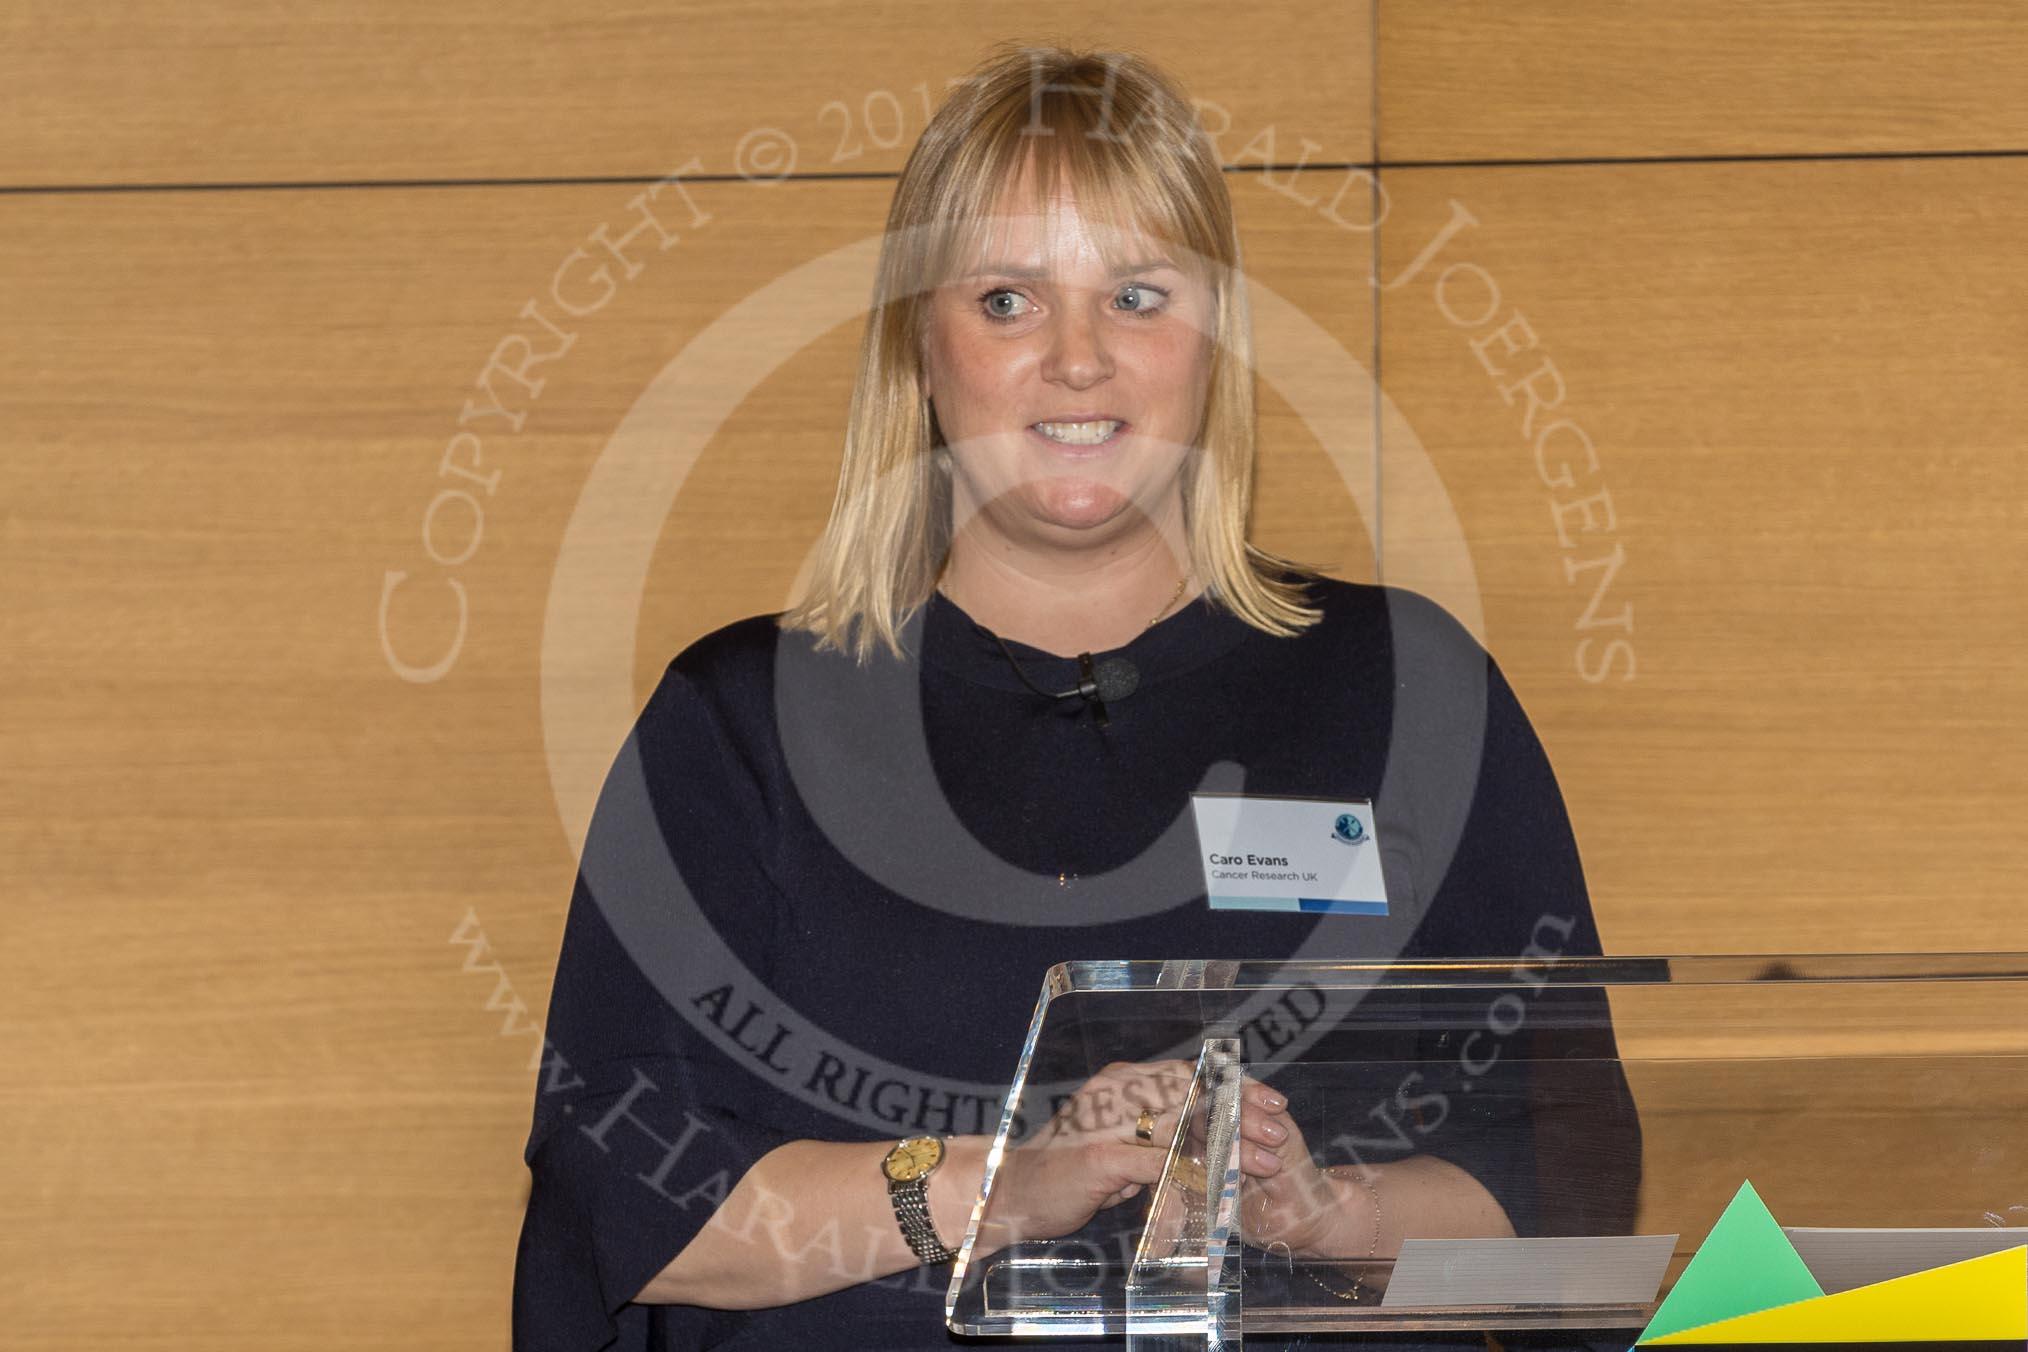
[1332,812,1367,845]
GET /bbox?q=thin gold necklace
[1144,573,1191,629]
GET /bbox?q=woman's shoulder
[664,609,788,682]
[1278,571,1490,665]
[595,613,813,813]
[630,610,797,738]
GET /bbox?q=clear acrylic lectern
[944,954,2028,1347]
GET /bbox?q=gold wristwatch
[881,1135,958,1264]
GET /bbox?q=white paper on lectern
[1378,1234,1679,1308]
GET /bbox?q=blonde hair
[781,42,1323,661]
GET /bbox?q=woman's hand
[981,1060,1291,1248]
[1233,1105,1381,1259]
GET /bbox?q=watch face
[882,1135,944,1183]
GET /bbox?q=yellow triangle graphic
[1645,1244,2026,1344]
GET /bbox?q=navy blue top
[512,574,1642,1351]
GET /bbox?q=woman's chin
[1028,488,1135,535]
[963,479,1173,544]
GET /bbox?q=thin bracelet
[1301,1164,1382,1303]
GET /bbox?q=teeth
[1033,420,1122,445]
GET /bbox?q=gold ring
[1134,1106,1157,1145]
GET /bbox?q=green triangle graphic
[1637,1180,1825,1343]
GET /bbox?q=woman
[513,43,1637,1352]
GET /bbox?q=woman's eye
[978,288,1031,321]
[1118,283,1170,316]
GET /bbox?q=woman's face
[920,172,1215,558]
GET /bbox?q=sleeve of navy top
[1373,597,1642,1247]
[512,655,799,1352]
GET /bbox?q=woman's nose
[1041,306,1114,387]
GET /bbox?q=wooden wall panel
[0,169,1371,1347]
[1,177,856,1350]
[1381,1,2028,162]
[1377,157,2028,958]
[1628,1055,2028,1241]
[0,1,1370,188]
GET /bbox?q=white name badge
[1189,793,1388,916]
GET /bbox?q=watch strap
[888,1176,959,1264]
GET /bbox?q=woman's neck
[937,526,1197,657]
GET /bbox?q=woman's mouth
[1029,419,1127,451]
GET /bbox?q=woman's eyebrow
[962,257,1182,281]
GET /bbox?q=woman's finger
[1244,1078,1288,1114]
[1237,1102,1291,1149]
